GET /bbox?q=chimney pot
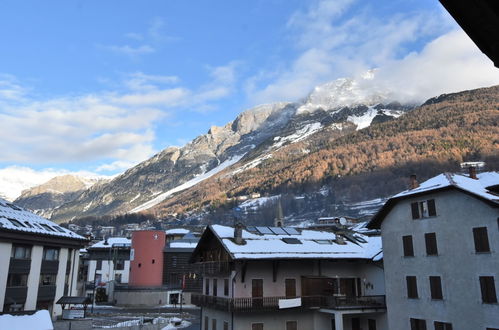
[469,166,478,179]
[409,174,419,189]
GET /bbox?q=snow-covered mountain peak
[297,71,390,114]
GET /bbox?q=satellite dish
[339,217,347,226]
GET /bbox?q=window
[406,276,418,298]
[403,235,414,257]
[410,318,427,330]
[205,279,209,295]
[40,224,56,232]
[223,321,229,330]
[115,273,122,283]
[479,276,497,303]
[425,233,438,256]
[252,323,264,330]
[212,318,216,330]
[96,260,102,270]
[285,279,296,298]
[6,274,28,287]
[411,199,436,219]
[368,319,377,330]
[115,259,125,270]
[286,321,297,330]
[213,279,218,297]
[434,321,453,330]
[473,227,490,253]
[39,274,57,286]
[429,276,443,300]
[43,247,59,260]
[11,245,31,259]
[224,278,229,296]
[204,316,209,330]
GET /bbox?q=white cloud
[0,166,108,201]
[246,0,494,105]
[106,44,155,56]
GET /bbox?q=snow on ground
[239,195,280,212]
[272,122,322,149]
[131,154,245,213]
[232,154,273,175]
[0,310,53,330]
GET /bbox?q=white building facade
[0,198,86,319]
[191,224,386,330]
[368,171,499,330]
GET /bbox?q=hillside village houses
[368,168,499,330]
[0,198,87,319]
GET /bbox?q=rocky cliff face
[30,73,415,223]
[14,174,106,218]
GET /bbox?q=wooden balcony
[197,261,232,275]
[191,293,386,312]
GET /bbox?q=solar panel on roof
[269,227,287,235]
[282,227,299,235]
[256,226,273,234]
[245,226,258,233]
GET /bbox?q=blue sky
[0,0,498,197]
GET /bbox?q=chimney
[234,222,244,244]
[469,166,478,180]
[335,233,346,245]
[409,174,419,189]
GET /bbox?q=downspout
[68,248,76,295]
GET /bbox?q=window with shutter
[410,318,427,330]
[429,276,443,300]
[406,276,418,298]
[411,202,420,219]
[427,199,436,216]
[479,276,497,303]
[434,321,453,330]
[473,227,490,253]
[425,233,438,256]
[403,235,414,257]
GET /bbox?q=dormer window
[411,199,436,219]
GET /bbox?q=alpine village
[0,2,498,330]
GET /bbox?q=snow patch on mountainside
[273,122,322,148]
[131,154,246,213]
[232,154,273,175]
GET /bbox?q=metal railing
[191,293,385,312]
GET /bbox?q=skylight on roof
[40,224,56,232]
[8,218,25,228]
[54,226,66,233]
[245,226,257,233]
[282,237,302,244]
[23,221,34,228]
[314,239,333,244]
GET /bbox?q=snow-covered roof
[169,241,198,249]
[368,171,499,229]
[0,310,53,330]
[207,225,381,261]
[165,228,189,235]
[393,171,499,202]
[89,237,130,249]
[0,198,85,240]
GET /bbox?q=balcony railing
[191,294,385,312]
[197,261,232,275]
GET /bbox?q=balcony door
[339,278,356,297]
[285,279,296,298]
[252,279,263,307]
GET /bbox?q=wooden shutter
[252,323,264,330]
[473,227,490,252]
[427,199,436,216]
[406,276,418,298]
[213,279,217,297]
[429,276,443,300]
[368,319,377,330]
[212,319,216,330]
[480,276,498,303]
[224,278,229,296]
[403,235,414,256]
[411,202,420,219]
[410,318,427,330]
[425,233,438,255]
[285,279,296,298]
[434,321,453,330]
[286,321,297,330]
[223,321,229,330]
